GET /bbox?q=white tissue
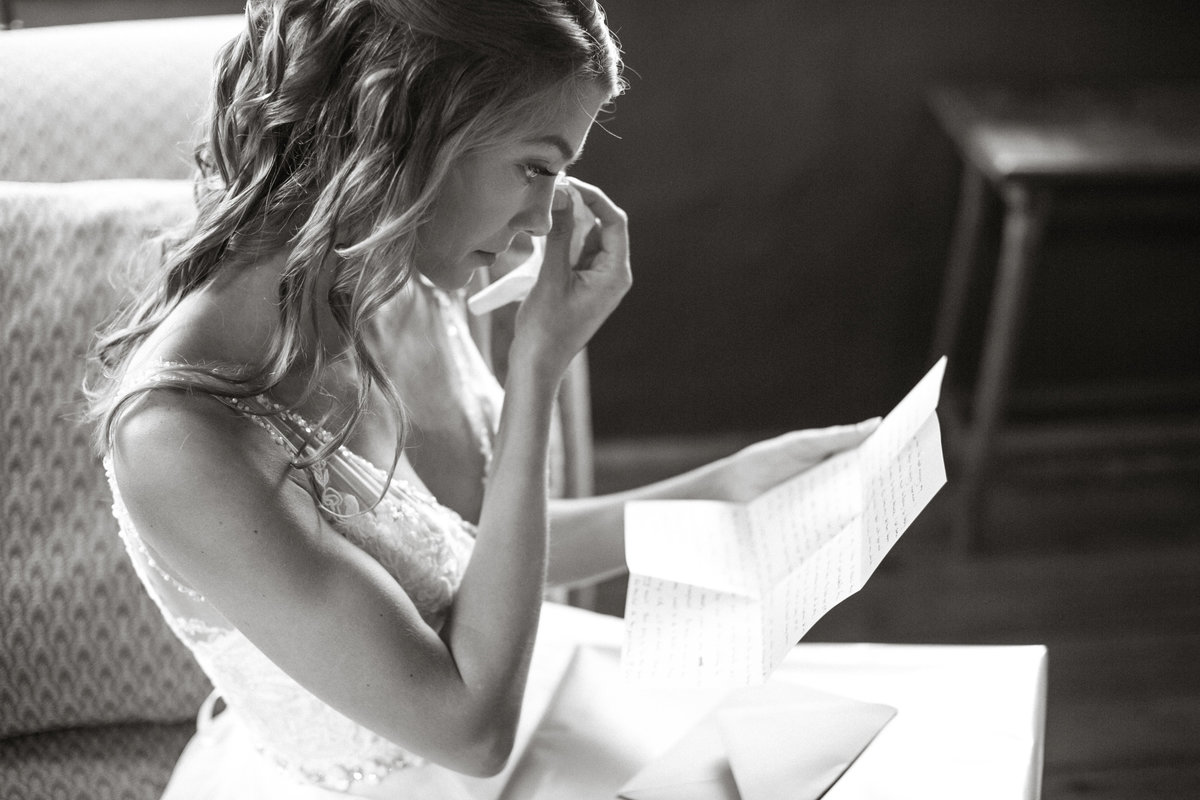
[467,184,594,316]
[467,236,545,315]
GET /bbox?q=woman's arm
[112,381,563,777]
[546,419,880,588]
[114,183,629,777]
[439,178,630,762]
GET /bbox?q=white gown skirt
[157,603,706,800]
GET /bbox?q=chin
[417,262,481,292]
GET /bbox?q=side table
[927,84,1200,551]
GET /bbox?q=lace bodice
[104,283,505,792]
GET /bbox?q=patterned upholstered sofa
[0,14,596,799]
[0,17,244,799]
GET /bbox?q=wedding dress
[103,281,626,799]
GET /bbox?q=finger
[563,179,628,275]
[770,417,882,456]
[541,184,577,271]
[850,416,883,436]
[791,417,881,440]
[578,224,604,263]
[568,178,626,231]
[819,419,879,450]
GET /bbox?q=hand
[710,418,882,503]
[511,178,632,378]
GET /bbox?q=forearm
[442,362,559,731]
[546,457,726,587]
[546,421,880,588]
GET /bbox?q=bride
[88,1,872,796]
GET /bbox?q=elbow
[428,706,520,778]
[467,705,522,777]
[460,732,514,778]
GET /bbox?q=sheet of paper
[716,692,897,800]
[622,358,947,686]
[622,574,765,687]
[862,412,946,579]
[766,519,863,669]
[625,501,758,596]
[748,447,861,586]
[617,683,897,800]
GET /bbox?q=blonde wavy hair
[89,0,624,477]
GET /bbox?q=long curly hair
[89,0,624,477]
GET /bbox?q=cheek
[463,159,526,223]
[422,190,473,256]
[424,160,524,255]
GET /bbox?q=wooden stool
[928,85,1200,551]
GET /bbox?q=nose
[511,180,556,237]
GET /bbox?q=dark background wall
[15,0,1200,438]
[573,0,1200,438]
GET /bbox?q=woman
[89,1,873,796]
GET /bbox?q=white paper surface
[490,604,1046,800]
[617,682,896,800]
[716,692,897,800]
[622,358,947,686]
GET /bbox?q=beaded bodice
[103,283,503,791]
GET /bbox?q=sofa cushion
[0,15,242,182]
[0,721,194,800]
[0,180,211,738]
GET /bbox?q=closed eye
[521,163,558,184]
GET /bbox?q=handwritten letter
[622,358,947,686]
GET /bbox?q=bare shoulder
[109,386,308,550]
[113,387,283,486]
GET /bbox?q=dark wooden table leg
[932,166,989,365]
[956,181,1050,552]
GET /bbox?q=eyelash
[522,163,559,184]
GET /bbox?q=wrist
[505,340,567,394]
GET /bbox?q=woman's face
[415,83,610,289]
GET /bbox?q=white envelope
[496,645,720,800]
[618,683,896,800]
